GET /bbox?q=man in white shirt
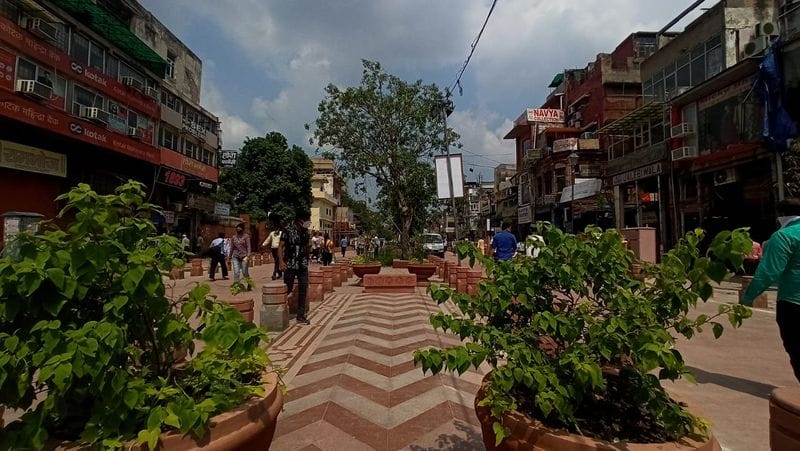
[208,233,229,281]
[262,229,283,280]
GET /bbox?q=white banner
[434,154,464,199]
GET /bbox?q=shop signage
[517,205,532,224]
[160,148,218,183]
[186,193,214,212]
[0,16,158,117]
[0,95,159,164]
[0,47,15,91]
[0,139,66,177]
[559,178,602,203]
[607,143,666,176]
[214,202,230,216]
[526,108,564,123]
[611,162,663,186]
[698,77,753,110]
[553,137,578,153]
[219,150,238,168]
[158,168,188,189]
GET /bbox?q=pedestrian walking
[491,221,517,261]
[742,199,800,381]
[477,236,486,255]
[311,231,321,263]
[262,229,282,280]
[229,223,251,283]
[181,234,190,250]
[321,232,334,266]
[371,235,380,259]
[279,210,311,325]
[208,232,229,281]
[340,236,348,257]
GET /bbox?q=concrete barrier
[363,273,417,294]
[260,282,289,331]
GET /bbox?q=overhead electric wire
[448,0,499,95]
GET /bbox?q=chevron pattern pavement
[269,289,489,450]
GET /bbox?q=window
[70,34,104,71]
[160,90,181,112]
[184,140,199,159]
[16,58,36,81]
[119,62,144,86]
[127,109,138,129]
[0,2,20,21]
[706,45,724,78]
[166,51,176,79]
[72,84,105,115]
[106,55,120,80]
[160,126,179,151]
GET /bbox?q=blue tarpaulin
[754,38,798,152]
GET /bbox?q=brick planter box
[363,273,417,294]
[190,258,203,277]
[771,386,800,450]
[309,269,324,305]
[321,266,334,293]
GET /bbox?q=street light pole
[442,96,459,243]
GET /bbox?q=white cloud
[200,61,260,150]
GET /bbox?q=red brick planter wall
[771,387,800,450]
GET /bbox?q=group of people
[206,223,252,284]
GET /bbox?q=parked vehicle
[423,233,445,257]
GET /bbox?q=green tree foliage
[308,60,457,257]
[415,225,753,444]
[0,182,271,449]
[220,132,313,224]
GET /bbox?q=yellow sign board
[0,140,66,177]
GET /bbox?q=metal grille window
[160,127,179,151]
[72,84,105,115]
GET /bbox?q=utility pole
[442,95,459,242]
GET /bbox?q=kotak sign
[526,109,564,123]
[0,16,158,117]
[0,95,159,164]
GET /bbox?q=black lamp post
[567,152,579,233]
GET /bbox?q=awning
[559,178,602,204]
[50,0,167,76]
[548,72,564,88]
[597,101,666,135]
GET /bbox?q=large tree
[308,60,458,257]
[220,132,313,225]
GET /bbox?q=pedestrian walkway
[268,269,488,451]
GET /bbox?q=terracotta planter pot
[393,259,410,269]
[352,263,382,278]
[475,374,721,451]
[771,386,800,450]
[223,297,255,322]
[407,263,436,282]
[49,372,283,450]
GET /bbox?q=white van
[423,233,445,257]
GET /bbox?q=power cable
[448,0,499,95]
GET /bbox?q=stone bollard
[339,262,349,284]
[321,266,334,294]
[771,387,800,450]
[331,264,342,287]
[741,276,768,308]
[260,282,289,331]
[190,258,203,277]
[308,270,324,308]
[444,261,458,285]
[448,263,459,287]
[467,270,483,296]
[456,266,469,294]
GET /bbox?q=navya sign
[526,109,564,123]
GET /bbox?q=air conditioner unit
[743,35,771,58]
[670,123,694,138]
[671,146,698,161]
[79,106,109,125]
[714,168,738,186]
[145,87,159,99]
[121,76,144,92]
[580,132,596,139]
[756,21,780,37]
[15,79,52,101]
[28,18,58,42]
[128,126,145,140]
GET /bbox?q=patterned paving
[269,289,488,450]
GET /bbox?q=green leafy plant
[0,182,273,450]
[230,277,255,296]
[414,224,753,445]
[350,254,379,265]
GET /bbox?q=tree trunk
[400,214,413,259]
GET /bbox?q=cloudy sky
[140,0,711,182]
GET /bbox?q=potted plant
[225,277,256,322]
[406,258,436,283]
[0,182,283,450]
[350,254,382,278]
[414,225,753,450]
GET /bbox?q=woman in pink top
[229,222,251,283]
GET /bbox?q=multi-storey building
[310,158,342,235]
[493,163,517,226]
[599,0,779,254]
[507,33,652,233]
[0,0,221,246]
